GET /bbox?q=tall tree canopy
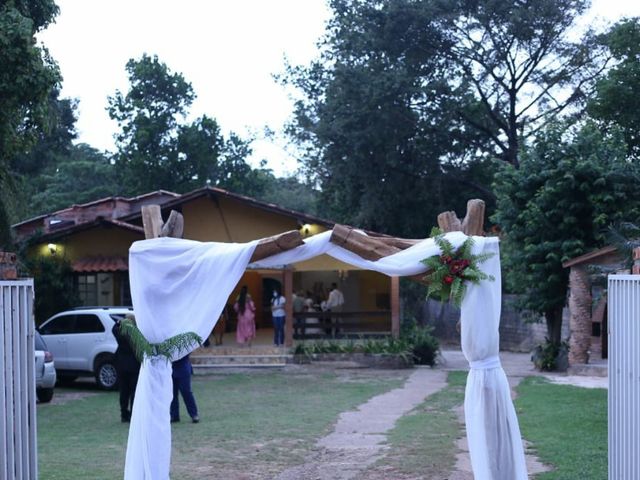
[0,0,61,246]
[283,0,603,236]
[108,54,268,197]
[588,17,640,157]
[493,122,640,345]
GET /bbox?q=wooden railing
[292,311,391,340]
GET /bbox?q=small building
[13,186,400,345]
[563,245,628,365]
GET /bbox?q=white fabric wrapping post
[123,231,527,479]
[461,238,527,480]
[125,238,258,479]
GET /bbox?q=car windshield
[35,332,47,351]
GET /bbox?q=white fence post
[608,274,640,480]
[0,280,36,479]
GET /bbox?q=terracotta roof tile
[72,256,128,272]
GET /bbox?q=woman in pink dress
[234,285,256,346]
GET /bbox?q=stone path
[276,368,448,480]
[276,351,606,479]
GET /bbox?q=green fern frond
[119,320,154,362]
[119,320,202,362]
[430,227,443,237]
[154,332,202,360]
[450,277,465,306]
[472,251,495,264]
[459,237,475,259]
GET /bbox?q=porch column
[568,265,591,365]
[391,276,400,339]
[284,267,294,347]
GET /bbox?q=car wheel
[95,358,118,390]
[37,388,54,403]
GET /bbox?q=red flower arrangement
[421,229,495,307]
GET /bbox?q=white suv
[35,331,57,402]
[38,307,133,390]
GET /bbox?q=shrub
[402,319,440,367]
[531,338,570,371]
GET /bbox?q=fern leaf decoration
[119,319,202,362]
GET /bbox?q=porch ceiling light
[48,243,57,255]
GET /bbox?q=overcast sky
[38,0,640,177]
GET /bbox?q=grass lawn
[516,376,607,480]
[363,370,467,479]
[37,369,409,480]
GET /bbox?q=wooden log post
[390,276,400,339]
[160,210,184,238]
[437,199,485,236]
[141,205,164,239]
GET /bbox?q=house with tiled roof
[14,187,398,339]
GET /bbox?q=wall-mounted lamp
[301,224,312,237]
[48,243,58,255]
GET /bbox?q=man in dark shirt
[112,315,141,423]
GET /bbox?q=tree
[27,144,119,215]
[283,0,602,236]
[108,54,195,194]
[492,121,640,345]
[259,175,319,215]
[588,17,640,157]
[0,0,61,246]
[108,54,264,197]
[443,0,603,167]
[8,89,78,221]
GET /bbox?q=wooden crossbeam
[250,230,304,263]
[140,198,485,272]
[330,225,401,261]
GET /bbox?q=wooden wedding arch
[140,199,487,346]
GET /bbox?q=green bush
[531,338,569,371]
[402,320,440,366]
[20,254,79,324]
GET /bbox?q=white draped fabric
[124,231,527,479]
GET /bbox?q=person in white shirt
[326,283,345,337]
[271,286,286,346]
[326,283,344,312]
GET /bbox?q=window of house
[76,274,98,306]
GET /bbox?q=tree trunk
[544,306,564,346]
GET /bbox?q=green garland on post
[118,319,202,362]
[421,228,495,307]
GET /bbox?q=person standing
[292,290,305,336]
[271,286,286,346]
[326,283,345,337]
[234,285,256,347]
[170,354,199,423]
[326,283,345,311]
[112,314,141,423]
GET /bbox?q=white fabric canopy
[124,231,527,479]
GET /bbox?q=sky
[38,0,640,177]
